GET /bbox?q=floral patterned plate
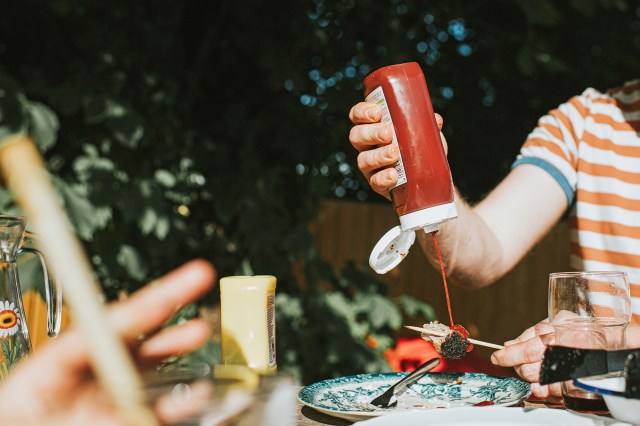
[298,372,531,421]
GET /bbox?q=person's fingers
[530,383,564,404]
[511,321,552,344]
[137,319,212,366]
[9,260,215,380]
[440,132,449,156]
[349,123,393,152]
[109,259,216,341]
[514,361,542,383]
[369,169,398,196]
[504,319,553,345]
[432,114,449,155]
[1,260,216,411]
[0,330,89,410]
[491,332,554,367]
[349,102,382,124]
[530,383,551,399]
[435,113,443,130]
[547,383,564,401]
[356,146,398,175]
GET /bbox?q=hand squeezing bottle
[365,62,457,274]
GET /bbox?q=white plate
[358,406,629,425]
[298,372,531,421]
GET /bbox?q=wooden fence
[313,198,570,355]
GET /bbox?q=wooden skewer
[405,325,505,350]
[0,136,158,426]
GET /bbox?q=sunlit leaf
[117,244,148,281]
[28,101,59,152]
[356,293,402,329]
[155,169,177,188]
[53,177,112,241]
[395,294,437,322]
[155,215,170,240]
[139,207,158,236]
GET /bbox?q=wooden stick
[0,136,158,426]
[405,325,505,350]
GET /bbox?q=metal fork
[369,357,441,408]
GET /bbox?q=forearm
[417,189,505,289]
[416,165,568,289]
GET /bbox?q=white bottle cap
[369,201,457,274]
[369,225,416,274]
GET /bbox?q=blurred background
[0,0,638,384]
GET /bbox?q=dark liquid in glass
[563,389,609,414]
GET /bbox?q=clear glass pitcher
[0,215,61,378]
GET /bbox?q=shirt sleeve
[511,89,597,206]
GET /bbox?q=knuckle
[375,146,391,164]
[524,340,544,362]
[516,363,540,382]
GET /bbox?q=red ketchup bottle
[365,62,457,274]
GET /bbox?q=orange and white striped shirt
[513,80,640,323]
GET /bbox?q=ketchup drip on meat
[431,231,473,352]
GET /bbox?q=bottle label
[267,292,276,367]
[365,86,407,187]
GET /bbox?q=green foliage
[0,338,24,381]
[276,261,431,380]
[0,0,637,384]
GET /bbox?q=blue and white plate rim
[298,371,531,419]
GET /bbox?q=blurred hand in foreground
[0,259,215,426]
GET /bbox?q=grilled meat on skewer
[420,321,473,359]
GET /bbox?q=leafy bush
[0,1,439,383]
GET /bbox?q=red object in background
[385,337,516,377]
[363,62,455,218]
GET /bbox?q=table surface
[295,399,566,426]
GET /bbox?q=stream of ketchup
[431,230,473,352]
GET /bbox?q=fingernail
[490,353,498,364]
[504,340,516,346]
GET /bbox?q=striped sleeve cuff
[511,157,575,206]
